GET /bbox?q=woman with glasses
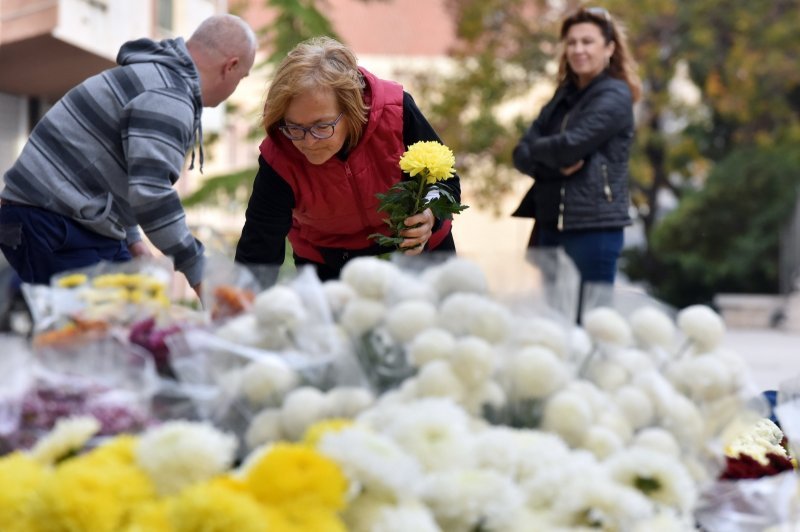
[511,6,641,320]
[235,36,460,282]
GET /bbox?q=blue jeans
[0,204,130,284]
[538,227,623,283]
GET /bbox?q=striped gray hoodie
[2,37,205,286]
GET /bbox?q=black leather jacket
[512,72,634,231]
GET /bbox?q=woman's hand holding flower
[400,208,434,255]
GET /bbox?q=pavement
[722,327,800,392]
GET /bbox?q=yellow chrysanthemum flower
[84,434,139,466]
[243,443,348,512]
[56,273,88,288]
[265,504,348,532]
[24,455,155,532]
[121,501,172,532]
[166,479,268,532]
[399,141,456,183]
[303,418,353,447]
[0,452,50,532]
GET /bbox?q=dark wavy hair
[557,6,642,102]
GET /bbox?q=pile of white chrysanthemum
[193,255,761,529]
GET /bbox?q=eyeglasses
[279,113,344,141]
[585,6,611,21]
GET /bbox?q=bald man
[0,14,256,295]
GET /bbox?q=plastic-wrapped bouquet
[370,141,467,249]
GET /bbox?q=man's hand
[399,208,434,256]
[128,240,153,258]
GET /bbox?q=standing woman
[235,36,460,282]
[511,6,641,318]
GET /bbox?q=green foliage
[624,145,800,307]
[370,179,468,249]
[263,0,341,64]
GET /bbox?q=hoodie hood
[117,37,205,171]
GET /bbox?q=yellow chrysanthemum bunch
[371,140,467,249]
[399,141,456,184]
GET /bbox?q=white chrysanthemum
[29,415,100,465]
[322,280,357,318]
[385,271,437,305]
[521,449,601,509]
[614,385,656,430]
[613,348,656,375]
[596,409,634,444]
[339,297,386,337]
[438,292,512,344]
[415,360,465,401]
[550,475,654,530]
[632,427,682,458]
[676,305,725,352]
[725,418,788,465]
[630,306,676,349]
[280,386,330,440]
[473,427,571,482]
[420,469,525,531]
[507,345,569,400]
[583,307,634,346]
[344,492,441,532]
[605,447,697,513]
[407,327,456,367]
[239,358,299,406]
[508,316,569,358]
[384,299,438,344]
[421,256,489,300]
[565,380,612,419]
[711,347,751,389]
[450,335,495,385]
[658,393,706,449]
[326,387,375,418]
[340,256,398,300]
[633,370,682,415]
[252,284,306,328]
[585,358,629,391]
[136,421,237,496]
[570,325,593,359]
[668,353,734,402]
[463,380,507,416]
[245,408,284,450]
[541,390,593,446]
[583,425,624,459]
[319,426,423,498]
[382,398,476,472]
[214,313,267,347]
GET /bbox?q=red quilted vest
[260,67,451,263]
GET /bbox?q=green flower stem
[412,171,428,218]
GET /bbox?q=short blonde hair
[263,37,368,151]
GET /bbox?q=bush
[623,145,800,308]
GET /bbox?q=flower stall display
[5,251,799,530]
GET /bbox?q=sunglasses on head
[584,6,611,21]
